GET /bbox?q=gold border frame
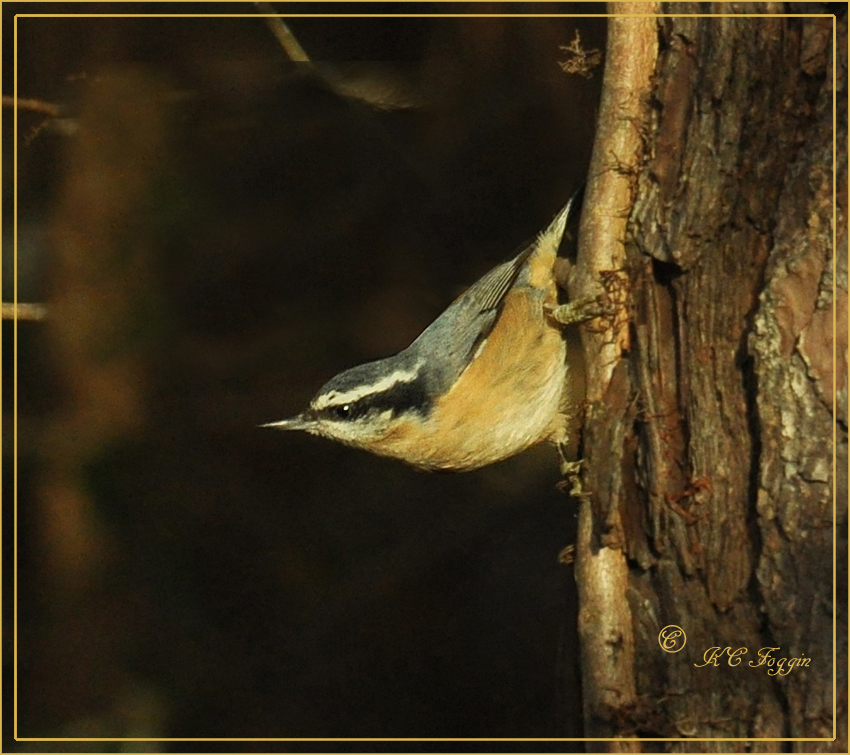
[3,3,840,745]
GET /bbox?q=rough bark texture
[573,5,846,750]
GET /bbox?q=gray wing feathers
[404,249,531,395]
[402,193,578,397]
[470,248,533,311]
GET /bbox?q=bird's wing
[406,192,581,394]
[406,249,533,394]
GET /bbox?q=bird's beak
[260,413,314,431]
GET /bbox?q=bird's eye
[335,404,351,419]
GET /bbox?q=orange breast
[373,285,568,470]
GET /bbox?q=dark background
[3,3,604,746]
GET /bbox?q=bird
[264,191,592,471]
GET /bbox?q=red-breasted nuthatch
[265,192,590,471]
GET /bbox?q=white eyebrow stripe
[312,360,424,411]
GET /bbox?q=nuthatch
[265,191,594,471]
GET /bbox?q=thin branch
[2,302,48,321]
[572,2,660,738]
[254,2,311,63]
[2,95,61,118]
[253,4,425,111]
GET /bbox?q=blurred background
[3,3,604,745]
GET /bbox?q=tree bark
[572,5,847,750]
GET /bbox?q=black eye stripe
[320,378,432,421]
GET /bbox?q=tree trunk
[571,4,847,750]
